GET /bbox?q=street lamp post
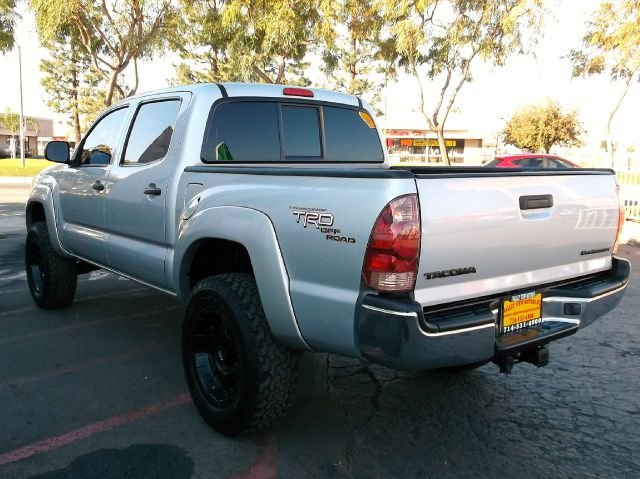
[18,45,25,168]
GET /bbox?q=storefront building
[383,128,483,165]
[377,112,485,165]
[0,117,54,157]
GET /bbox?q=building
[378,111,486,165]
[0,116,54,157]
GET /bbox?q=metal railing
[617,169,640,221]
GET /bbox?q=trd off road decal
[290,206,356,244]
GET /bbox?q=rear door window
[122,100,181,165]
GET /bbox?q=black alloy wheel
[190,305,243,411]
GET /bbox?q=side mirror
[45,141,70,163]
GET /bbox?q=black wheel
[25,222,77,309]
[182,273,299,436]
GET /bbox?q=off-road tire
[182,273,299,436]
[25,221,77,309]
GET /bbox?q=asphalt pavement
[1,186,639,478]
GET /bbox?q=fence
[617,169,640,221]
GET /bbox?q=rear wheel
[25,222,77,309]
[182,273,298,436]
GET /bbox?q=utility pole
[18,45,25,168]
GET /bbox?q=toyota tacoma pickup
[25,83,630,435]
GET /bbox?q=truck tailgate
[413,171,620,307]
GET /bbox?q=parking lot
[1,184,639,478]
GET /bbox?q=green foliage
[170,0,243,84]
[570,0,640,81]
[40,29,104,142]
[319,0,386,109]
[0,0,16,52]
[170,0,318,85]
[381,0,544,164]
[29,0,178,106]
[570,0,639,166]
[0,109,39,135]
[502,100,583,154]
[222,0,319,84]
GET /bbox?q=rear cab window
[201,100,384,163]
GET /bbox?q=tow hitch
[493,345,550,374]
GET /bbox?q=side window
[122,100,181,165]
[324,107,383,162]
[281,105,321,158]
[518,158,544,168]
[79,107,129,166]
[205,102,280,162]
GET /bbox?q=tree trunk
[212,50,219,81]
[71,65,81,144]
[605,68,638,169]
[105,71,119,107]
[436,128,450,166]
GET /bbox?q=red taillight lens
[283,87,314,97]
[362,194,420,292]
[613,204,625,254]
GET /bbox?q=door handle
[519,194,553,210]
[144,183,162,196]
[92,180,105,191]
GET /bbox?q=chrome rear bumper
[356,257,630,371]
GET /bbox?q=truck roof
[119,83,361,108]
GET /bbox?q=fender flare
[171,205,311,351]
[26,181,72,259]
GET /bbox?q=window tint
[324,107,383,162]
[123,100,181,165]
[79,107,129,166]
[206,102,280,162]
[547,158,575,168]
[484,158,502,167]
[515,158,544,168]
[281,106,321,158]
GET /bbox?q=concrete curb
[0,176,33,184]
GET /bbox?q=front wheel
[182,273,299,436]
[25,222,77,309]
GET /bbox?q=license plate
[501,292,543,334]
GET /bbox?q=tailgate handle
[519,194,553,210]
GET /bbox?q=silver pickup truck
[25,83,630,435]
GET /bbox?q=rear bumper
[356,257,630,371]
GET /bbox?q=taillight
[613,204,625,254]
[362,194,421,292]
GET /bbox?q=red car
[485,154,579,169]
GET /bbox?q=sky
[0,0,637,148]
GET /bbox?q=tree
[0,109,39,158]
[381,0,544,165]
[319,0,385,108]
[221,0,319,84]
[0,0,16,53]
[502,100,583,154]
[29,0,178,107]
[570,0,640,167]
[40,29,103,143]
[170,0,242,84]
